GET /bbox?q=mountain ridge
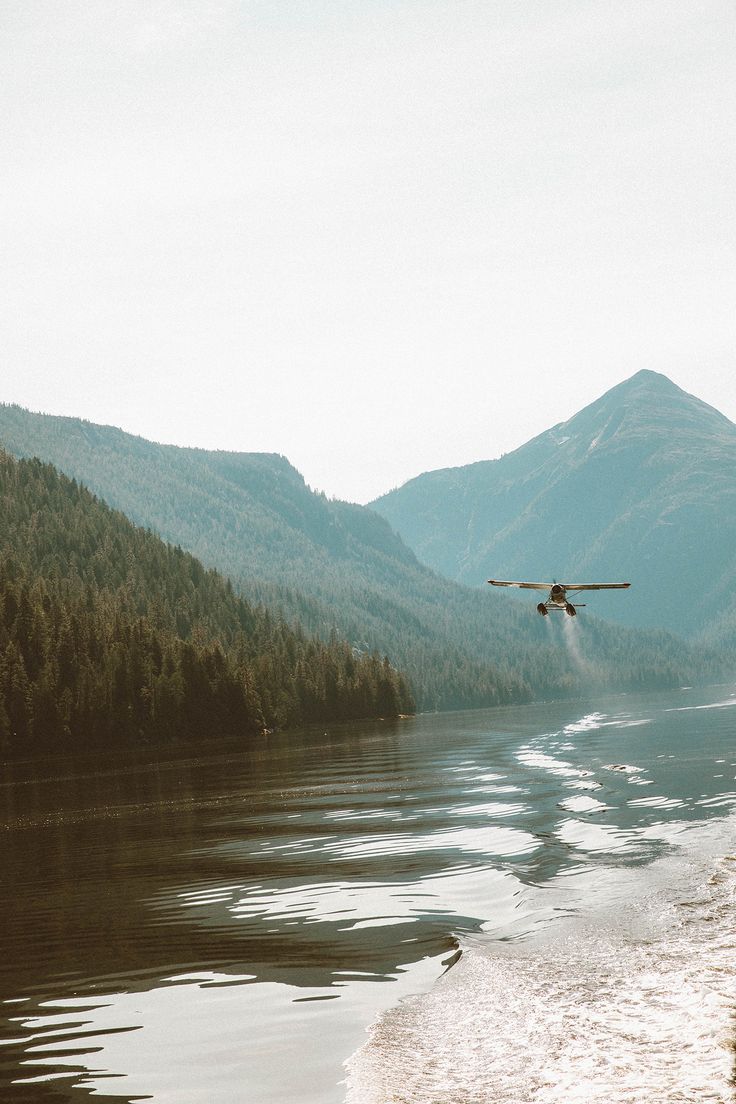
[371,371,736,637]
[0,396,717,708]
[0,448,416,756]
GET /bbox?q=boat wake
[345,820,736,1104]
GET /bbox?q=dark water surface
[2,686,736,1102]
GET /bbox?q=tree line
[0,402,727,719]
[0,451,414,756]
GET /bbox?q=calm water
[1,686,736,1102]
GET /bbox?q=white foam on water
[556,795,608,813]
[345,818,736,1104]
[667,698,736,713]
[516,747,592,779]
[561,712,652,736]
[562,711,607,734]
[562,778,602,791]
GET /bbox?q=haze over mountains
[373,371,736,641]
[0,383,716,711]
[0,451,415,756]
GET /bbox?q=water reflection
[2,687,736,1101]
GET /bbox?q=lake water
[1,685,736,1103]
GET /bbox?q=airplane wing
[487,580,554,591]
[562,583,631,591]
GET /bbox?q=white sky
[2,1,735,503]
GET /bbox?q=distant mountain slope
[0,409,414,578]
[0,450,415,757]
[0,400,721,706]
[372,371,736,637]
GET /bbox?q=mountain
[0,449,415,757]
[372,371,736,639]
[0,399,721,708]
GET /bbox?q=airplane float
[488,579,630,617]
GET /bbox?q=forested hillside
[0,403,725,709]
[372,371,736,639]
[0,451,415,757]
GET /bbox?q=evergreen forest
[0,451,415,757]
[0,403,726,717]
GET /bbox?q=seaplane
[488,579,631,617]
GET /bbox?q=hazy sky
[3,1,735,502]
